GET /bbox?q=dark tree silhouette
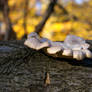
[35,0,57,34]
[23,0,29,39]
[0,0,16,40]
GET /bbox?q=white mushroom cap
[24,37,49,50]
[62,49,73,56]
[47,46,63,54]
[64,35,86,49]
[24,38,40,50]
[82,49,92,58]
[81,43,90,49]
[73,50,85,60]
[36,41,49,50]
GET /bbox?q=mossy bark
[0,40,92,92]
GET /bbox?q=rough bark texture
[0,40,92,92]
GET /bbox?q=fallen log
[0,40,92,92]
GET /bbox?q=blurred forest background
[0,0,92,41]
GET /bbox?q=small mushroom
[24,38,40,50]
[36,41,49,50]
[64,35,89,50]
[47,46,63,54]
[62,49,73,56]
[82,49,92,58]
[24,32,49,50]
[64,35,86,46]
[81,43,90,49]
[73,50,85,60]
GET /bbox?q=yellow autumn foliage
[6,0,92,41]
[12,16,92,41]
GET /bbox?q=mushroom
[82,49,92,58]
[47,46,63,54]
[73,50,85,60]
[24,32,92,60]
[62,49,73,56]
[24,32,49,50]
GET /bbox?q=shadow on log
[0,40,92,92]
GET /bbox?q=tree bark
[0,40,92,92]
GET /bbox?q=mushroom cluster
[24,32,92,60]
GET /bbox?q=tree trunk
[0,40,92,92]
[0,0,16,40]
[35,0,57,34]
[23,0,29,39]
